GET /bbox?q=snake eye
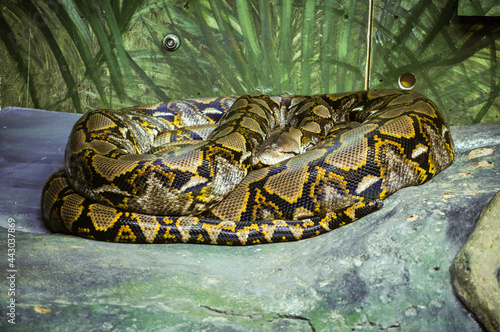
[163,34,180,51]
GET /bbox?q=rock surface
[450,190,500,332]
[0,107,499,331]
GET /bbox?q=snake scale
[41,89,454,245]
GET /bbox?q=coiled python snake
[41,89,454,245]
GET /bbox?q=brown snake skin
[41,89,454,245]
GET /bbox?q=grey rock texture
[450,190,500,332]
[0,107,499,331]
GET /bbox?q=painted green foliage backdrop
[0,0,499,125]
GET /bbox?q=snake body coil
[41,90,454,245]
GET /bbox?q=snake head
[251,127,304,168]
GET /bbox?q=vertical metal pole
[365,0,374,90]
[26,23,32,107]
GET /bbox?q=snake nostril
[398,72,416,90]
[163,34,180,51]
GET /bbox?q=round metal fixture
[398,72,416,90]
[163,34,180,51]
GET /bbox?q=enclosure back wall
[0,0,499,125]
